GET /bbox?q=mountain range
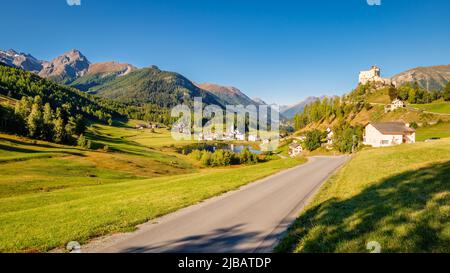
[391,64,450,91]
[0,49,265,108]
[195,83,257,106]
[1,48,449,116]
[280,97,321,119]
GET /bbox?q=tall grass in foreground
[276,139,450,253]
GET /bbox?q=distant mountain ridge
[0,49,43,73]
[0,49,257,108]
[280,96,320,118]
[93,67,225,107]
[0,49,136,87]
[195,83,257,106]
[391,64,450,91]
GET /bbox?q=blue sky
[1,0,449,105]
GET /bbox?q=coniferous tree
[53,116,66,144]
[42,103,54,141]
[27,101,43,138]
[444,82,450,101]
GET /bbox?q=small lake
[217,144,262,155]
[181,143,262,155]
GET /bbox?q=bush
[76,134,92,149]
[332,122,363,153]
[409,122,419,129]
[303,130,325,151]
[103,145,110,152]
[200,151,212,166]
[188,148,256,167]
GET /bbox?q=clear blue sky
[1,0,449,105]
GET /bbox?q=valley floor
[0,122,303,252]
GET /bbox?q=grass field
[0,122,304,252]
[416,122,450,141]
[276,139,450,253]
[411,102,450,115]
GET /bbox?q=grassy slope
[0,122,304,252]
[276,139,450,253]
[410,102,450,114]
[416,122,450,141]
[297,104,450,134]
[0,124,196,198]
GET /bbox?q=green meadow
[276,139,450,253]
[0,122,303,252]
[411,102,450,115]
[416,122,450,141]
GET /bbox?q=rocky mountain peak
[0,49,43,72]
[38,49,90,83]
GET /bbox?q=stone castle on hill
[359,65,394,86]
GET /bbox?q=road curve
[91,156,349,253]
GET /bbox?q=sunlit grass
[0,157,303,252]
[411,102,450,114]
[276,139,450,253]
[416,122,450,141]
[0,120,305,252]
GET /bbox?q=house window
[381,140,389,145]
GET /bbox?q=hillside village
[288,65,450,157]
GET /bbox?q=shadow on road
[122,223,282,253]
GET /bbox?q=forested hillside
[293,82,450,131]
[94,67,226,107]
[0,63,178,145]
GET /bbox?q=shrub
[303,130,325,151]
[409,122,419,129]
[332,122,363,153]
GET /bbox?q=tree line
[387,82,450,104]
[188,148,258,167]
[293,96,368,130]
[1,95,87,145]
[0,64,177,127]
[301,121,363,154]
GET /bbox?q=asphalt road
[94,156,349,253]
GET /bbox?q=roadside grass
[0,157,304,252]
[416,122,450,141]
[276,139,450,253]
[411,102,450,115]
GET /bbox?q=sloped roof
[370,122,416,135]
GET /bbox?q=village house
[248,134,259,142]
[235,132,245,141]
[363,122,416,147]
[385,98,406,113]
[135,122,160,130]
[288,143,303,157]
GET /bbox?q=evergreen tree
[53,117,66,144]
[27,102,43,138]
[444,82,450,101]
[42,103,54,141]
[77,134,88,148]
[74,114,87,135]
[65,116,77,137]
